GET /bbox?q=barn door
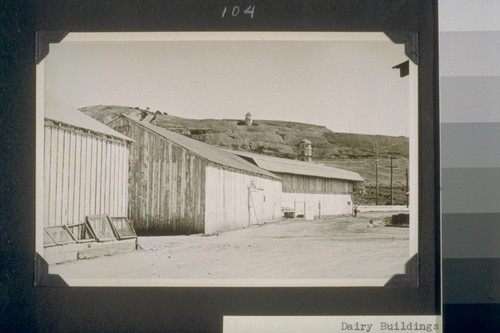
[294,200,306,218]
[248,181,264,226]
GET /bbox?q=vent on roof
[299,139,312,162]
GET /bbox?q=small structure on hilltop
[244,112,253,126]
[107,115,282,235]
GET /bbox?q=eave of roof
[121,115,281,181]
[226,150,364,182]
[45,107,133,142]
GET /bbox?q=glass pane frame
[66,222,97,243]
[108,217,137,240]
[85,215,118,242]
[43,225,76,247]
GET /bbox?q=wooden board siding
[278,173,355,217]
[204,165,282,234]
[282,193,354,217]
[279,173,354,194]
[109,118,206,235]
[44,123,129,227]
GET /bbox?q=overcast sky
[44,33,410,136]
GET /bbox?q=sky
[43,33,411,136]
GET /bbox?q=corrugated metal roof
[45,107,133,142]
[226,150,364,182]
[122,116,281,180]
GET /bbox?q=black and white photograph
[36,32,419,287]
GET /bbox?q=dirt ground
[49,212,409,283]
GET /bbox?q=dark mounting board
[6,1,440,332]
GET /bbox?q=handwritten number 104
[222,5,255,19]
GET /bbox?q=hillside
[80,105,410,205]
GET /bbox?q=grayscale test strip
[439,0,500,305]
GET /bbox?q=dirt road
[49,212,409,284]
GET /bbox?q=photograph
[36,31,419,287]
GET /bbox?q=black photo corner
[0,1,498,332]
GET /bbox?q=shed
[107,115,282,235]
[43,107,134,263]
[44,107,133,228]
[228,150,364,218]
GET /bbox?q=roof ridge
[45,107,133,142]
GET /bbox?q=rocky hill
[80,105,408,159]
[80,105,410,205]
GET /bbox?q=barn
[107,115,282,235]
[43,107,135,263]
[230,148,364,219]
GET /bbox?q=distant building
[244,112,253,126]
[108,115,282,235]
[229,150,364,219]
[44,107,133,228]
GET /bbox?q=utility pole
[405,168,409,207]
[374,142,400,206]
[374,141,379,205]
[387,155,397,205]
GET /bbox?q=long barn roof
[45,107,133,142]
[226,150,364,182]
[121,116,281,180]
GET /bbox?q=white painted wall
[204,166,282,234]
[281,192,354,217]
[44,125,129,227]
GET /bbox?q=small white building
[44,107,133,227]
[43,107,134,263]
